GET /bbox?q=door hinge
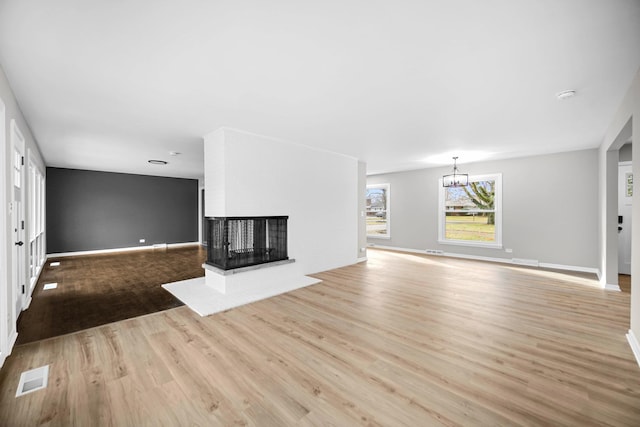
[21,156,24,166]
[21,220,25,230]
[21,284,25,294]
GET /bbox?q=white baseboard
[627,330,640,368]
[538,262,599,275]
[605,283,622,292]
[357,257,368,263]
[0,332,16,369]
[367,244,599,276]
[48,242,201,258]
[368,244,431,256]
[443,251,510,265]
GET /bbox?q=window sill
[437,239,502,249]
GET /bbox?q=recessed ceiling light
[169,151,181,156]
[556,90,576,100]
[148,160,168,165]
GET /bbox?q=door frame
[619,161,633,275]
[0,97,8,367]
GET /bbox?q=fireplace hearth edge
[202,258,295,276]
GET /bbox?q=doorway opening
[618,142,633,292]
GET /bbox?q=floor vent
[43,283,58,290]
[50,262,60,267]
[16,365,49,397]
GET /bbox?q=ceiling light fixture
[442,157,469,187]
[148,159,168,165]
[556,90,576,100]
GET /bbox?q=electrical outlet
[139,239,146,243]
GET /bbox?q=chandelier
[442,156,469,187]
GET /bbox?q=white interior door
[618,162,633,275]
[11,120,26,317]
[11,197,24,315]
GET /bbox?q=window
[366,183,390,238]
[438,174,502,247]
[28,156,45,289]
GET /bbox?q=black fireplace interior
[205,216,288,270]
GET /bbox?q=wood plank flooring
[1,248,639,426]
[620,274,631,293]
[16,245,206,344]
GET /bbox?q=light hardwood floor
[1,249,639,426]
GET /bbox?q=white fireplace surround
[164,127,359,316]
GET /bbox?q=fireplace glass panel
[206,216,288,270]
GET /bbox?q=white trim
[0,96,7,368]
[619,160,633,166]
[537,262,599,275]
[48,242,201,258]
[443,251,510,264]
[7,332,17,354]
[357,257,368,263]
[627,329,640,368]
[604,283,622,292]
[367,244,600,275]
[368,244,432,256]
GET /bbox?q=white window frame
[27,153,45,290]
[438,173,502,248]
[366,183,391,239]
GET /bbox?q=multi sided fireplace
[205,216,288,271]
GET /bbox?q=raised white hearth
[163,261,321,316]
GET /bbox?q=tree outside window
[439,174,502,247]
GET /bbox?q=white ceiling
[1,0,639,179]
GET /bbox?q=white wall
[620,143,633,162]
[357,161,367,260]
[204,128,359,275]
[368,149,599,270]
[600,67,640,355]
[0,65,46,368]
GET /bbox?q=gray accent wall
[47,168,198,253]
[367,149,599,269]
